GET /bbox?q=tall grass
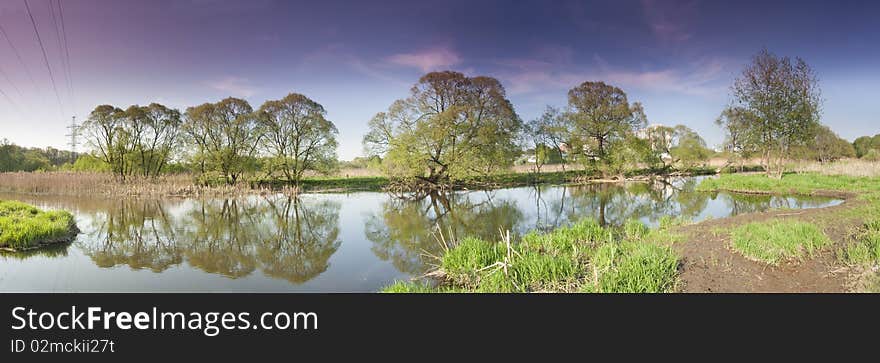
[838,219,880,266]
[788,159,880,178]
[729,221,831,265]
[383,218,681,293]
[0,200,77,250]
[0,172,284,198]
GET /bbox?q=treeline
[2,49,875,184]
[79,93,337,185]
[0,140,78,172]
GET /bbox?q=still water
[0,177,841,292]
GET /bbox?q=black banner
[0,293,876,359]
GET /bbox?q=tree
[81,105,131,179]
[716,106,759,171]
[728,49,822,178]
[183,97,261,184]
[643,124,708,170]
[363,71,522,186]
[810,125,855,162]
[257,93,338,185]
[124,103,182,178]
[563,81,647,174]
[525,106,568,172]
[668,126,711,169]
[853,134,880,158]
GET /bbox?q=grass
[838,219,880,267]
[696,172,880,195]
[788,159,880,178]
[0,200,77,250]
[382,218,681,293]
[698,169,880,290]
[729,221,831,265]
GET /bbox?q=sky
[0,0,878,160]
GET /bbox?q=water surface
[0,177,841,292]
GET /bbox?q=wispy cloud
[206,76,257,97]
[388,46,462,72]
[641,0,699,43]
[495,49,730,97]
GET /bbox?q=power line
[0,83,23,116]
[56,0,75,110]
[0,64,24,99]
[47,0,72,105]
[0,22,39,94]
[23,0,65,117]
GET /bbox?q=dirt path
[673,194,864,293]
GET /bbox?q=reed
[0,172,292,198]
[788,159,880,178]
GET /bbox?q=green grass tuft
[388,218,681,293]
[838,219,880,266]
[730,220,831,265]
[0,200,77,250]
[585,242,679,293]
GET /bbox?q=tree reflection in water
[365,191,523,275]
[365,178,833,274]
[78,195,341,283]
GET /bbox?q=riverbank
[384,217,686,293]
[0,200,78,252]
[679,173,880,292]
[384,172,880,293]
[0,166,729,198]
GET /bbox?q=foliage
[791,124,855,162]
[601,135,655,177]
[563,81,647,174]
[645,124,711,169]
[183,97,261,185]
[257,93,338,185]
[0,139,82,172]
[0,200,76,250]
[525,106,569,172]
[68,154,111,172]
[80,103,182,179]
[363,71,522,185]
[853,134,880,158]
[862,149,880,162]
[722,49,822,178]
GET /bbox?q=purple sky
[1,0,879,160]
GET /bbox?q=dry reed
[0,172,297,198]
[789,159,880,178]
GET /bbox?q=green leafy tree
[183,97,261,184]
[81,105,132,179]
[257,93,338,185]
[668,126,711,169]
[363,71,522,186]
[727,49,822,178]
[123,104,182,178]
[809,125,855,162]
[563,81,647,174]
[853,134,880,158]
[525,106,569,172]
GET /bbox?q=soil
[673,192,865,293]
